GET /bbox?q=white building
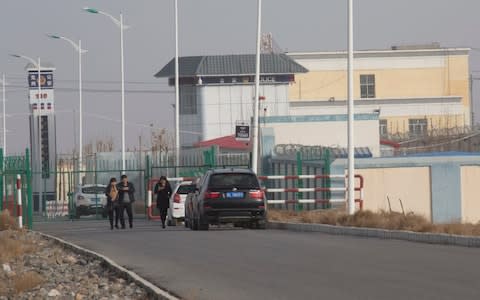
[155,54,308,148]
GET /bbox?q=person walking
[154,176,172,229]
[117,174,135,229]
[105,177,120,230]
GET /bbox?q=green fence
[0,148,33,229]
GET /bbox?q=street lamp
[83,7,129,173]
[10,54,43,212]
[47,34,87,184]
[252,0,262,174]
[347,0,355,215]
[174,0,180,172]
[0,74,7,156]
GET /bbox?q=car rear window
[82,186,106,194]
[209,173,260,189]
[177,184,196,194]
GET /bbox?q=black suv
[185,168,266,230]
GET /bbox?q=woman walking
[154,176,172,228]
[105,177,120,230]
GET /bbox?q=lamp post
[347,0,355,215]
[0,74,6,156]
[174,0,180,171]
[83,7,128,173]
[252,0,262,174]
[10,54,43,212]
[47,34,87,184]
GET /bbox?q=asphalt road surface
[36,219,480,300]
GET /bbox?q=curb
[267,221,480,248]
[35,231,180,300]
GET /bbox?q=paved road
[36,219,480,300]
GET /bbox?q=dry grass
[13,272,44,294]
[0,231,35,264]
[268,209,480,236]
[0,210,18,231]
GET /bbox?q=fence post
[25,148,33,229]
[144,154,151,217]
[0,148,3,212]
[296,151,303,211]
[16,174,22,229]
[323,148,332,209]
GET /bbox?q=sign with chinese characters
[235,121,250,141]
[28,71,54,89]
[29,90,54,104]
[28,70,54,112]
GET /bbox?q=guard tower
[26,63,57,211]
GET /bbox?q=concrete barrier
[267,221,480,248]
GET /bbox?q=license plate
[226,192,244,198]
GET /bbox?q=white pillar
[78,40,83,184]
[2,73,5,156]
[120,13,126,173]
[174,0,180,171]
[347,0,355,215]
[252,0,262,174]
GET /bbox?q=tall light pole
[10,54,43,212]
[347,0,355,215]
[0,74,6,156]
[252,0,262,174]
[174,0,180,170]
[83,7,128,173]
[47,34,87,184]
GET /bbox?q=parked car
[187,168,266,230]
[167,181,196,226]
[73,184,108,218]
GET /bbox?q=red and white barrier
[16,175,22,229]
[260,174,364,210]
[46,201,69,218]
[146,177,196,220]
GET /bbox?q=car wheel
[256,220,267,230]
[191,213,199,231]
[198,215,209,231]
[168,218,177,226]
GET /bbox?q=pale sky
[1,0,480,154]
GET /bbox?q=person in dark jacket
[105,177,120,230]
[117,174,136,229]
[154,176,172,228]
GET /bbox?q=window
[177,184,196,194]
[180,87,197,115]
[379,119,388,137]
[360,74,376,98]
[208,173,260,189]
[409,119,428,136]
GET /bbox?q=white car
[73,184,108,218]
[167,181,196,226]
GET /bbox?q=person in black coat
[105,177,120,230]
[154,176,172,228]
[117,174,136,229]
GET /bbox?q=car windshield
[82,186,106,194]
[177,184,196,194]
[209,173,260,189]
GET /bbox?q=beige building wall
[460,166,480,223]
[288,51,471,129]
[358,167,432,220]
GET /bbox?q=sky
[1,0,480,154]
